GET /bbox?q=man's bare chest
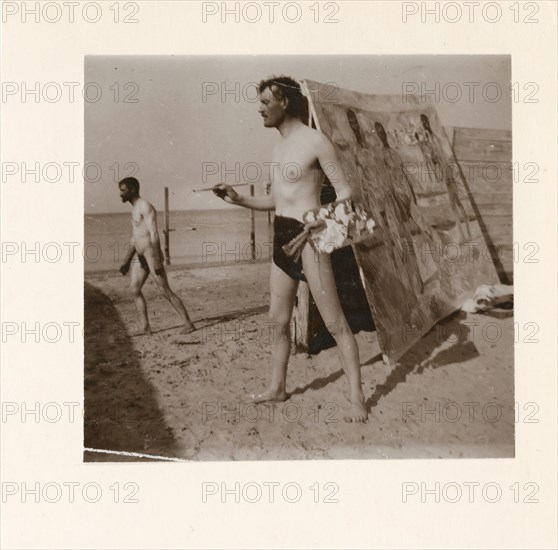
[271,146,319,182]
[131,211,144,228]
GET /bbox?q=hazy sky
[85,55,511,214]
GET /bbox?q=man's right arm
[213,183,275,211]
[235,194,275,211]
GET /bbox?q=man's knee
[130,284,143,298]
[326,317,350,339]
[268,311,291,338]
[158,283,174,300]
[269,306,290,326]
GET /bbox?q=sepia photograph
[84,55,514,461]
[3,1,557,548]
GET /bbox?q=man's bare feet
[180,323,196,335]
[248,388,288,403]
[344,394,368,423]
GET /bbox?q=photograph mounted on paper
[83,55,513,461]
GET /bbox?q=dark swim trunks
[138,254,150,273]
[273,215,307,282]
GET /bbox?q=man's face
[258,86,286,128]
[119,183,132,203]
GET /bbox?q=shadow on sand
[365,310,480,410]
[84,282,179,461]
[289,310,480,414]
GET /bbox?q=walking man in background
[118,177,195,335]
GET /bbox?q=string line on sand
[84,447,188,462]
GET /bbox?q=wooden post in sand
[250,184,256,260]
[163,187,170,265]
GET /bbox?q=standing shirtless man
[118,177,195,335]
[213,76,367,422]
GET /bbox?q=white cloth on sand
[462,284,513,313]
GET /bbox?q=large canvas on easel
[303,80,499,360]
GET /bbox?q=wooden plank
[454,127,512,142]
[470,182,513,194]
[473,192,513,204]
[478,231,512,243]
[499,252,514,266]
[479,223,513,232]
[471,203,512,217]
[479,215,513,228]
[487,243,514,253]
[484,233,514,243]
[481,219,513,230]
[486,238,514,250]
[482,216,513,224]
[454,141,512,163]
[500,251,514,261]
[455,152,511,164]
[485,233,513,246]
[454,137,511,152]
[482,225,513,239]
[459,164,513,187]
[477,226,513,239]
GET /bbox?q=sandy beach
[83,260,514,461]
